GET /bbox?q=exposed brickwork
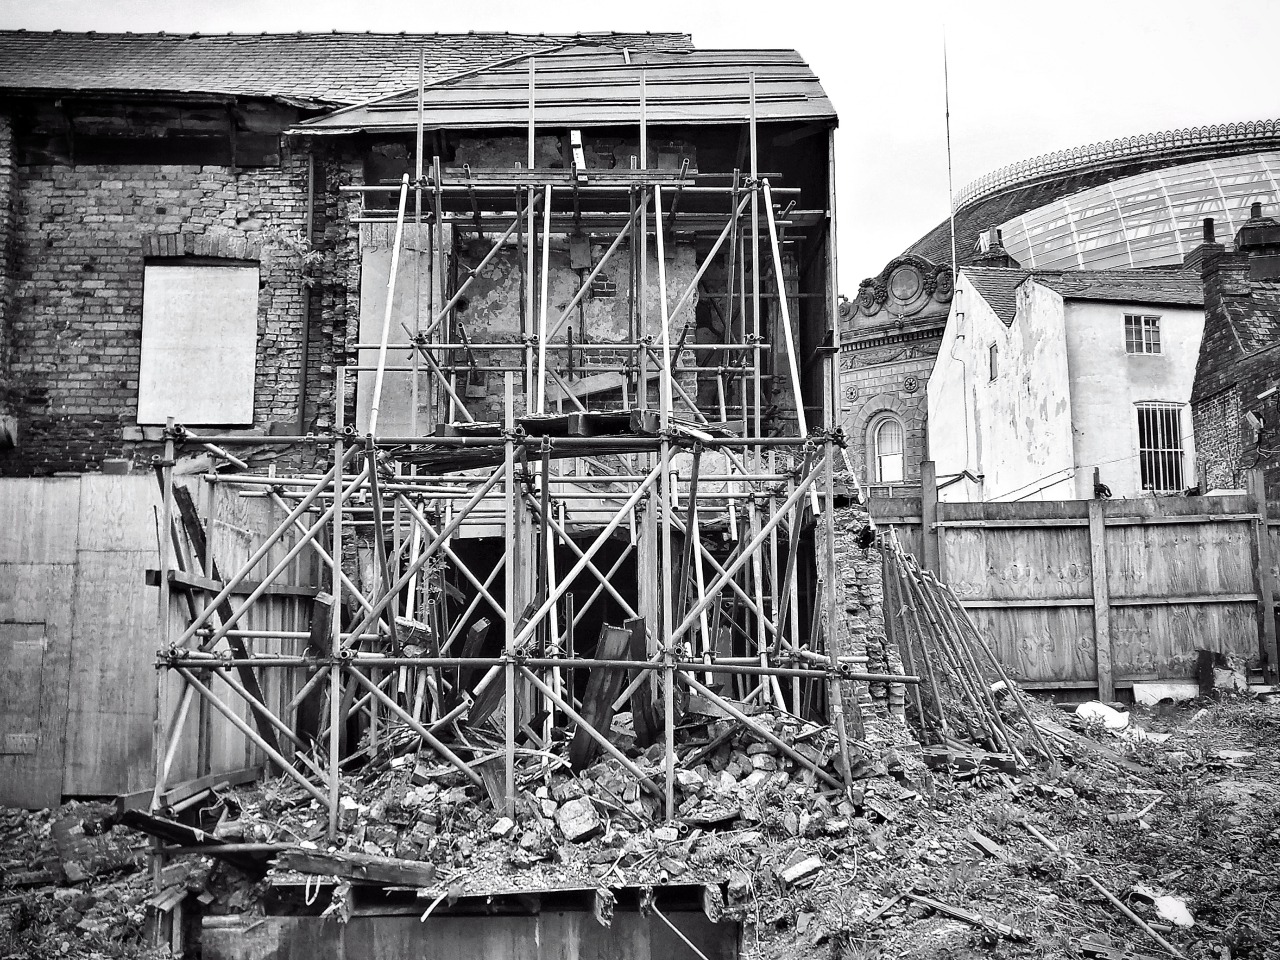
[0,135,362,475]
[0,113,14,420]
[826,506,906,726]
[1192,387,1243,491]
[1190,244,1280,496]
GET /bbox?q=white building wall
[1062,300,1203,498]
[927,274,1077,502]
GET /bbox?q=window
[988,343,999,381]
[1125,314,1162,354]
[871,415,905,483]
[1136,402,1184,492]
[137,262,260,424]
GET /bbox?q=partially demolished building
[0,31,907,958]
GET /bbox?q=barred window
[1136,401,1184,492]
[1125,314,1161,354]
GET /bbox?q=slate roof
[1033,270,1204,307]
[297,45,835,132]
[0,30,694,106]
[1220,279,1280,354]
[962,267,1029,324]
[963,267,1204,326]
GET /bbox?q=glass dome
[998,151,1280,270]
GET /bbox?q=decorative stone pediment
[843,254,954,325]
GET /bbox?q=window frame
[869,413,906,484]
[988,342,999,381]
[1124,314,1162,355]
[1135,401,1185,493]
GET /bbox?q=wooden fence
[872,466,1280,697]
[0,475,316,806]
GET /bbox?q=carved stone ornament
[903,375,920,394]
[849,254,952,322]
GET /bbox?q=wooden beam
[275,848,438,887]
[1087,499,1114,702]
[567,624,632,770]
[921,460,940,576]
[146,568,319,599]
[1249,468,1279,683]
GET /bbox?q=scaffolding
[148,70,894,836]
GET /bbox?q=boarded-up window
[137,263,259,425]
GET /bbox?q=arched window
[871,415,905,483]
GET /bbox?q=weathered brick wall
[1192,387,1242,490]
[0,113,15,421]
[0,139,362,475]
[1191,249,1280,497]
[825,505,906,726]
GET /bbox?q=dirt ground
[2,694,1277,960]
[750,695,1280,960]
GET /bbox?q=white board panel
[137,263,259,425]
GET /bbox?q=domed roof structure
[907,119,1280,271]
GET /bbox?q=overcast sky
[2,0,1277,290]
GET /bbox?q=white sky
[3,0,1278,290]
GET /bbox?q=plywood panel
[941,526,1091,601]
[137,263,259,425]
[1106,521,1254,599]
[0,479,81,563]
[1112,603,1259,677]
[77,475,161,552]
[968,607,1096,684]
[62,549,160,795]
[0,563,76,807]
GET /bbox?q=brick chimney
[1234,201,1280,280]
[970,227,1020,268]
[1183,217,1225,274]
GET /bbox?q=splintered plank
[568,624,632,770]
[169,482,284,765]
[628,617,663,748]
[275,848,439,887]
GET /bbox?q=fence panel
[871,472,1275,695]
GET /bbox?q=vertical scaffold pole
[328,370,346,839]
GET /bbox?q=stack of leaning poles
[881,530,1055,769]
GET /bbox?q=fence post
[1248,468,1279,683]
[1087,498,1114,702]
[921,459,940,577]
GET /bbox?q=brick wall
[1192,387,1242,490]
[1190,248,1280,497]
[824,506,907,726]
[0,136,362,475]
[0,114,14,422]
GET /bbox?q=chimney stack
[1235,201,1280,280]
[1184,217,1225,274]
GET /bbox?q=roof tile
[0,31,694,105]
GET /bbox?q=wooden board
[967,606,1097,685]
[941,525,1092,602]
[1105,520,1254,600]
[1111,602,1260,677]
[63,476,163,795]
[0,479,80,807]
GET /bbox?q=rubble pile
[207,703,928,898]
[0,803,157,960]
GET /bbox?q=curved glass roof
[998,151,1280,270]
